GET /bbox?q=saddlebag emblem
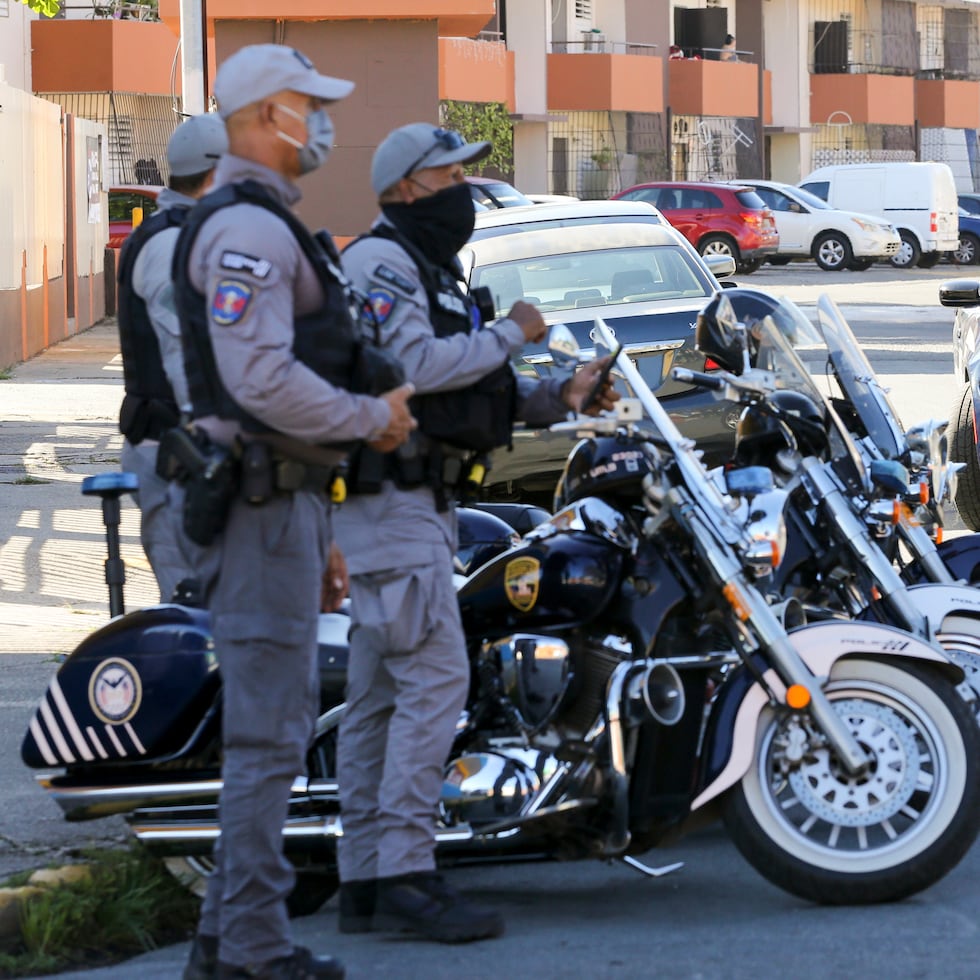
[504,556,541,612]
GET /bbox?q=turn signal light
[936,526,944,544]
[919,481,929,505]
[722,581,751,621]
[786,684,811,709]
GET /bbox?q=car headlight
[850,218,879,233]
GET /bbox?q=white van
[799,162,958,269]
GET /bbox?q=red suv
[612,181,779,274]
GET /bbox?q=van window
[799,181,829,201]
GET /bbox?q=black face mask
[382,182,476,267]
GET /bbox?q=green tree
[440,101,514,178]
[18,0,61,16]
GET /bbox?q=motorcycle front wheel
[723,657,980,904]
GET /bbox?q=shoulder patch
[372,263,418,296]
[211,279,255,327]
[365,287,398,327]
[220,251,273,279]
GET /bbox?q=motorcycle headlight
[736,488,789,573]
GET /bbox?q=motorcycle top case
[459,531,625,636]
[21,605,218,769]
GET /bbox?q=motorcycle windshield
[813,293,906,461]
[750,297,868,485]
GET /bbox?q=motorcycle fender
[933,535,980,585]
[906,582,980,632]
[690,620,951,812]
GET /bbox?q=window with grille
[0,1,10,17]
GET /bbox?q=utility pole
[178,0,206,115]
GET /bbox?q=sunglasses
[402,128,467,179]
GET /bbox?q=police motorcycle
[20,320,980,912]
[678,289,980,721]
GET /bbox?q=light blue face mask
[274,103,335,174]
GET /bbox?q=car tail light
[704,356,722,371]
[740,210,764,227]
[930,211,938,232]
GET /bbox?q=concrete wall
[213,19,441,238]
[0,1,34,92]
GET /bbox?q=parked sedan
[465,176,534,209]
[459,219,739,503]
[739,179,899,271]
[939,278,980,527]
[611,180,779,274]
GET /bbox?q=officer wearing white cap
[118,112,227,604]
[175,45,415,980]
[334,122,617,943]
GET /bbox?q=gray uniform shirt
[131,186,195,412]
[186,155,390,460]
[334,216,568,575]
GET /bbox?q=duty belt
[272,458,338,494]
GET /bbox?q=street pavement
[3,263,980,978]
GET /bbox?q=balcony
[439,37,514,109]
[915,79,980,130]
[811,26,917,76]
[809,73,915,126]
[32,19,180,95]
[667,59,759,118]
[158,0,494,37]
[547,44,663,113]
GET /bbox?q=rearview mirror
[548,324,583,369]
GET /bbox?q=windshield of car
[787,185,833,210]
[470,244,714,317]
[469,181,534,208]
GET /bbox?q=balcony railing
[811,25,917,76]
[550,40,659,56]
[58,1,159,20]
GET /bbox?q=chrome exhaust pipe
[38,773,339,821]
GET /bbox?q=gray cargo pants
[337,551,469,882]
[196,490,328,968]
[121,439,217,603]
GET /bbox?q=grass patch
[0,367,12,381]
[11,476,50,486]
[0,847,199,977]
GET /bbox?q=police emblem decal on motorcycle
[89,658,142,725]
[504,556,541,611]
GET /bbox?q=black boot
[216,945,344,979]
[183,933,219,980]
[338,879,376,934]
[374,871,504,944]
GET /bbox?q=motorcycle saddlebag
[21,605,218,769]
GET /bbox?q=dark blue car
[953,206,980,265]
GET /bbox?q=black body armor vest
[117,207,185,443]
[171,180,402,437]
[365,224,517,455]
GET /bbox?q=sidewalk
[0,319,158,656]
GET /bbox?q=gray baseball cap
[214,44,355,120]
[371,123,491,196]
[167,113,228,177]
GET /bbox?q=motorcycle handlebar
[671,367,726,390]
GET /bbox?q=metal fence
[37,92,180,186]
[670,115,763,181]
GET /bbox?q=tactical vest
[171,180,401,438]
[362,223,517,455]
[117,207,185,444]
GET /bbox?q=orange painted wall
[32,21,179,96]
[668,60,758,118]
[809,74,915,126]
[547,54,663,113]
[916,79,980,130]
[159,0,492,38]
[438,37,515,109]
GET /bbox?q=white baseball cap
[371,123,491,196]
[166,113,228,177]
[213,44,355,120]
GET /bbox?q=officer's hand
[507,301,547,344]
[562,356,621,416]
[320,542,349,613]
[369,383,417,453]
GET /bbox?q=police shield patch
[504,556,541,612]
[366,287,397,326]
[212,279,254,326]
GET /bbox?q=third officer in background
[335,122,618,944]
[118,112,227,603]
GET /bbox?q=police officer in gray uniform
[118,113,227,603]
[335,123,618,944]
[173,46,416,980]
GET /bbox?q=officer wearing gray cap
[334,122,618,944]
[174,44,415,980]
[118,112,227,604]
